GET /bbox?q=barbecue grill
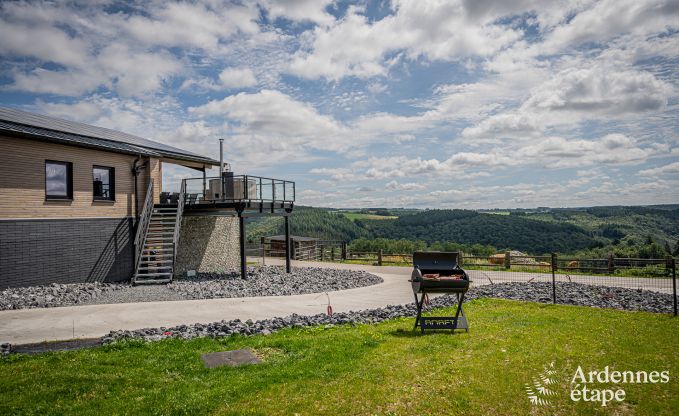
[410,251,470,333]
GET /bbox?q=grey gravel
[103,282,676,344]
[0,282,127,311]
[0,266,383,310]
[167,266,383,299]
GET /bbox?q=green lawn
[343,212,398,221]
[1,299,677,415]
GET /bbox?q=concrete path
[0,259,673,345]
[0,262,412,345]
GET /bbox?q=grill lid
[413,251,460,271]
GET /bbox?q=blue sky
[1,0,678,208]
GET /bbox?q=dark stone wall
[0,217,134,288]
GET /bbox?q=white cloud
[218,68,258,89]
[523,66,670,115]
[541,0,679,53]
[122,2,260,50]
[190,89,344,141]
[288,0,522,80]
[261,0,335,25]
[638,162,679,176]
[385,181,426,190]
[0,21,90,67]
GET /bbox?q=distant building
[264,235,318,260]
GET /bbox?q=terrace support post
[284,215,291,273]
[504,251,511,269]
[551,253,557,304]
[608,253,615,274]
[238,211,247,280]
[672,258,677,317]
[378,249,383,266]
[202,168,206,197]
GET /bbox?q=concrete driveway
[0,259,672,345]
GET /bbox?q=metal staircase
[132,179,186,285]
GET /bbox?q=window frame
[92,165,116,202]
[45,160,73,201]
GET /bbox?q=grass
[343,212,398,221]
[1,299,677,415]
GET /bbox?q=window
[45,160,73,200]
[93,166,115,201]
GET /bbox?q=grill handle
[411,266,423,282]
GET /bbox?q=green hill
[246,206,370,243]
[362,209,598,254]
[246,205,679,257]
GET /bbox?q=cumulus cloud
[638,162,679,176]
[218,68,258,88]
[261,0,335,25]
[385,181,426,191]
[288,0,523,80]
[523,66,670,115]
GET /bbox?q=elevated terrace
[135,173,295,284]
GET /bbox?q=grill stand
[413,291,468,334]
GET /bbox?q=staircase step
[140,259,173,264]
[142,248,173,252]
[137,265,172,273]
[133,278,172,285]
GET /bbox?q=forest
[246,205,679,258]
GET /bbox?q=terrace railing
[133,179,154,273]
[182,175,295,204]
[172,178,186,272]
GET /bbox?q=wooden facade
[0,135,162,219]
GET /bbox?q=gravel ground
[0,266,383,310]
[166,266,383,299]
[0,282,127,311]
[103,282,676,344]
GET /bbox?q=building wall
[175,216,240,275]
[0,135,158,219]
[0,217,133,288]
[0,135,163,287]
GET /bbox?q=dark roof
[0,107,219,166]
[267,235,319,242]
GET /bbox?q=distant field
[343,212,398,221]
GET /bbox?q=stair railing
[172,179,187,277]
[134,179,154,276]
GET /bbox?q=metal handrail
[182,175,295,203]
[172,178,186,275]
[134,179,154,274]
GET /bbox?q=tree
[665,241,673,255]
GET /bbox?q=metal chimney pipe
[219,138,224,199]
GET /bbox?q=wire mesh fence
[250,239,678,315]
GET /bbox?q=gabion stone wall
[175,216,239,276]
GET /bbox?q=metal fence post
[342,242,347,260]
[551,252,557,304]
[608,253,615,274]
[672,258,677,317]
[378,249,383,266]
[320,244,325,261]
[331,246,335,262]
[504,251,511,269]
